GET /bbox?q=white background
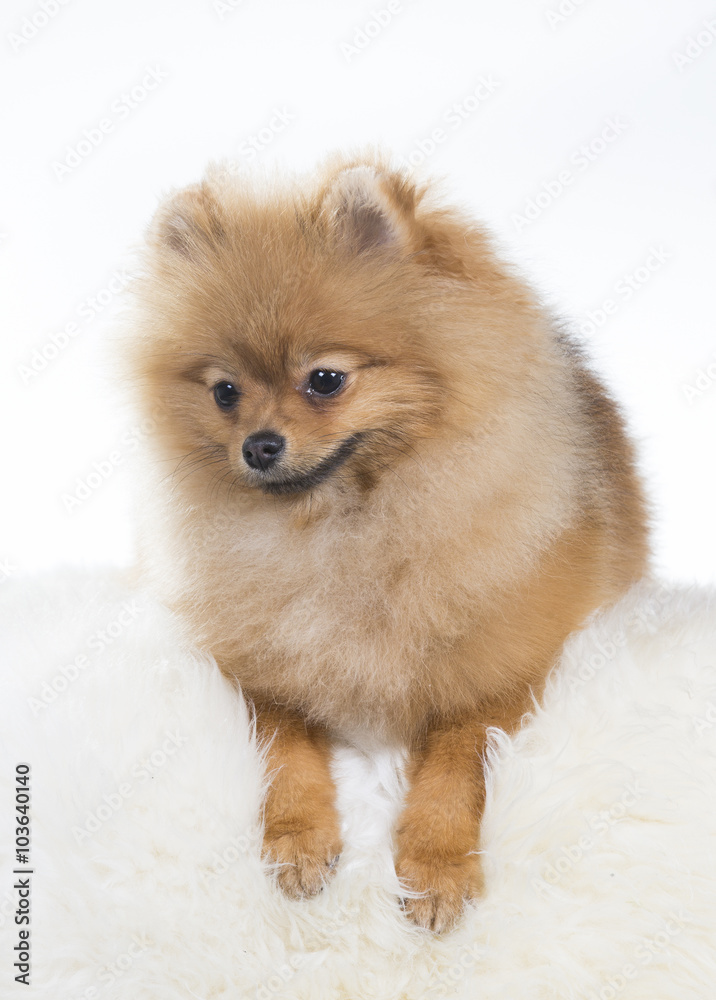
[1,0,714,584]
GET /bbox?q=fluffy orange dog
[125,154,648,932]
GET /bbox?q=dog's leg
[255,702,342,898]
[395,714,500,933]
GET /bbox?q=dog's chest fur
[149,468,545,740]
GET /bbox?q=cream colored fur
[0,572,714,997]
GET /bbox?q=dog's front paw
[395,851,483,933]
[263,822,342,899]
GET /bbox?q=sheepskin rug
[1,571,715,1000]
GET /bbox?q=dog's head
[130,156,531,501]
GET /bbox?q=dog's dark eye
[308,370,345,396]
[213,381,240,411]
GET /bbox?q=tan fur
[122,153,649,931]
[255,703,342,899]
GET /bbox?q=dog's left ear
[320,165,416,256]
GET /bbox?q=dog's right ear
[148,184,224,263]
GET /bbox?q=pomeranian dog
[124,153,649,932]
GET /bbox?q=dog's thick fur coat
[124,154,649,929]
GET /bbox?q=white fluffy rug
[1,572,715,999]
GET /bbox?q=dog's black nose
[242,432,285,471]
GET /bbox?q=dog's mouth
[254,434,363,496]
